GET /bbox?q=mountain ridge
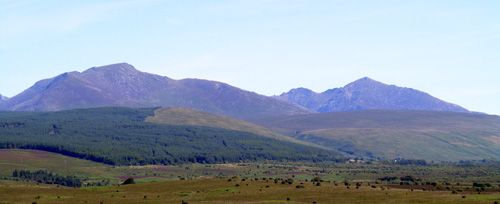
[0,63,312,119]
[276,77,468,113]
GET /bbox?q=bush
[123,178,135,185]
[312,177,323,182]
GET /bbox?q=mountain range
[0,63,471,118]
[276,77,468,113]
[0,63,310,119]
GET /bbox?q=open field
[3,150,500,184]
[3,150,500,203]
[2,177,500,204]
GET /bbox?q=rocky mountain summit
[276,77,468,113]
[0,63,311,119]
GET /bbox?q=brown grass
[1,178,498,204]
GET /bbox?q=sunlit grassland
[249,110,500,161]
[3,150,500,185]
[1,178,500,204]
[3,150,500,203]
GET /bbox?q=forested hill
[0,107,343,165]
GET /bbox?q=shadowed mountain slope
[276,77,468,113]
[0,63,311,119]
[249,110,500,161]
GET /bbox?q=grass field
[3,149,500,203]
[3,150,500,184]
[2,177,500,204]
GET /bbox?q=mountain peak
[346,77,385,86]
[84,63,138,74]
[0,63,311,118]
[279,77,469,113]
[285,87,315,95]
[358,76,374,81]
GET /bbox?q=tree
[123,177,135,185]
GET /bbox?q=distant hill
[0,63,311,119]
[145,107,327,149]
[0,107,343,165]
[249,110,500,161]
[276,77,468,113]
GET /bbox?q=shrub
[312,177,323,182]
[296,185,305,189]
[122,178,135,185]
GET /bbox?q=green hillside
[145,107,328,149]
[249,110,500,161]
[0,107,342,165]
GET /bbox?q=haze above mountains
[0,63,470,118]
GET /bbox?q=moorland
[2,149,500,203]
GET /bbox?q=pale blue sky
[1,0,499,115]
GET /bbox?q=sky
[1,0,499,115]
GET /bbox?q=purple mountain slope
[0,94,7,102]
[0,63,312,119]
[276,77,468,113]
